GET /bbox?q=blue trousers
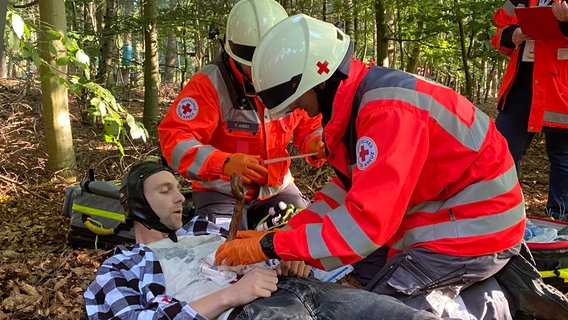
[232,276,445,320]
[495,85,568,220]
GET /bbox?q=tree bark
[143,0,160,134]
[454,0,472,100]
[163,0,178,84]
[96,0,117,86]
[38,0,77,179]
[0,1,8,78]
[375,0,388,67]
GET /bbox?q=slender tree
[38,0,77,178]
[375,0,388,66]
[96,0,118,86]
[0,1,8,78]
[163,0,178,83]
[142,0,160,134]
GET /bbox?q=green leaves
[6,6,147,156]
[10,12,27,39]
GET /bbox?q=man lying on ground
[84,161,448,320]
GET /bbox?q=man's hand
[277,260,311,277]
[215,236,268,266]
[553,1,568,22]
[225,268,278,306]
[223,153,268,184]
[512,27,531,46]
[307,134,326,159]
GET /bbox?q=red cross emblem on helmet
[316,61,330,75]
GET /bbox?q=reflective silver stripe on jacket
[361,87,489,152]
[544,111,568,127]
[503,0,515,15]
[306,204,378,270]
[392,202,525,252]
[405,165,519,215]
[201,64,260,123]
[170,138,212,180]
[392,166,524,251]
[306,181,346,219]
[306,223,359,271]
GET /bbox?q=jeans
[232,276,444,320]
[495,85,568,219]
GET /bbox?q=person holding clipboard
[491,0,568,222]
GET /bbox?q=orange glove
[215,236,269,266]
[307,135,325,159]
[236,228,280,239]
[222,153,268,185]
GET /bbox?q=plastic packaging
[256,201,287,230]
[524,220,558,243]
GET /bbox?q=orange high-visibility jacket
[158,53,323,200]
[273,60,525,270]
[491,0,568,132]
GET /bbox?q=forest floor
[0,78,558,319]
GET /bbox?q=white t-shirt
[148,235,235,320]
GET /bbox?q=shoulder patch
[356,136,377,170]
[176,97,199,120]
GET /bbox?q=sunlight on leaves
[11,13,25,39]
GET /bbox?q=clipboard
[514,6,565,40]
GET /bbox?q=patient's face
[143,171,185,230]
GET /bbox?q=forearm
[189,287,235,319]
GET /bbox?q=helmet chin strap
[121,162,179,243]
[129,209,178,242]
[127,195,179,242]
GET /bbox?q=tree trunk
[375,0,388,67]
[143,0,160,134]
[96,0,117,86]
[0,1,8,78]
[163,0,179,84]
[454,0,472,100]
[38,0,77,179]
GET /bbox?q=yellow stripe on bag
[540,269,568,282]
[72,203,125,222]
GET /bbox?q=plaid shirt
[84,218,227,320]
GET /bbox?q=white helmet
[252,14,351,118]
[224,0,288,66]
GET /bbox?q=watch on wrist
[260,232,280,260]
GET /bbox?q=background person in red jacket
[491,0,568,220]
[214,14,568,320]
[158,0,325,231]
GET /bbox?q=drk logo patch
[356,136,377,170]
[176,97,199,120]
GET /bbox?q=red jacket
[274,60,525,271]
[491,0,568,132]
[158,54,323,200]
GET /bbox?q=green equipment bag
[526,216,568,291]
[61,177,135,250]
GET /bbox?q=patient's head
[120,162,184,238]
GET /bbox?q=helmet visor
[256,74,302,111]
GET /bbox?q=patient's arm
[189,268,278,319]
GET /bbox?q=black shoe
[497,254,568,320]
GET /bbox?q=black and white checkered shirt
[84,217,227,320]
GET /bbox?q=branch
[0,174,53,202]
